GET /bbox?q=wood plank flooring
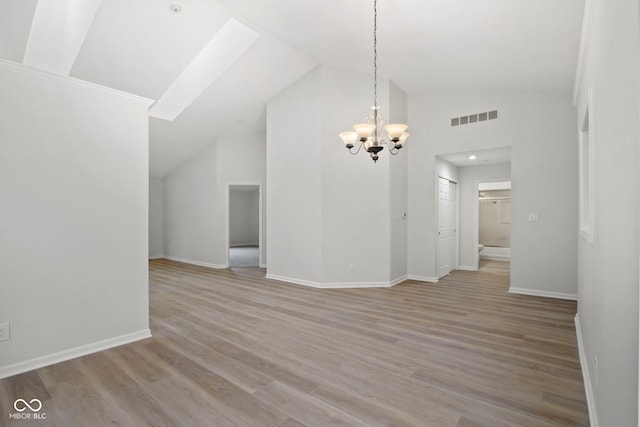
[0,260,589,426]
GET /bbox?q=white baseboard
[265,274,398,289]
[458,265,476,271]
[390,275,408,286]
[479,255,511,261]
[164,256,227,269]
[148,255,164,260]
[260,263,267,268]
[0,329,151,380]
[575,314,599,427]
[407,275,439,283]
[509,287,577,301]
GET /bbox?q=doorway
[475,180,511,272]
[437,177,458,278]
[228,184,261,268]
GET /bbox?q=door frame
[226,183,263,268]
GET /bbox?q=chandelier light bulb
[384,124,409,140]
[339,131,358,148]
[397,132,409,146]
[353,123,376,139]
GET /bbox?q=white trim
[508,287,577,301]
[0,329,151,380]
[407,275,439,283]
[164,256,227,269]
[229,243,259,247]
[148,255,164,260]
[458,265,476,271]
[579,88,595,243]
[260,263,267,269]
[265,274,399,289]
[0,58,153,106]
[575,314,600,427]
[390,275,408,286]
[573,0,596,106]
[479,255,511,261]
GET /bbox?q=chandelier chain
[373,0,377,109]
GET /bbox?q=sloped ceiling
[0,0,584,177]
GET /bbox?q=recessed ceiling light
[169,4,182,13]
[468,155,478,160]
[235,117,245,122]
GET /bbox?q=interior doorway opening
[476,180,511,272]
[228,184,261,268]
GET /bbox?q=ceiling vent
[451,110,498,127]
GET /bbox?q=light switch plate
[0,322,10,342]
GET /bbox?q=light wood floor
[478,259,510,274]
[0,260,588,426]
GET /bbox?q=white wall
[267,66,408,287]
[458,163,511,269]
[574,0,640,424]
[149,177,164,258]
[0,59,151,376]
[266,67,323,283]
[229,189,259,246]
[408,92,578,298]
[389,81,409,283]
[217,133,266,266]
[163,132,266,268]
[164,143,219,266]
[249,189,260,245]
[320,67,391,285]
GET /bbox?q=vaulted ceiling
[0,0,585,176]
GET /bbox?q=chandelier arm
[347,142,364,155]
[380,140,402,155]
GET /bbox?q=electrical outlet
[0,322,10,342]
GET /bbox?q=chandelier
[338,0,409,163]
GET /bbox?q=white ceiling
[0,0,585,176]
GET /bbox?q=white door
[438,177,457,279]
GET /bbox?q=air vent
[451,110,498,127]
